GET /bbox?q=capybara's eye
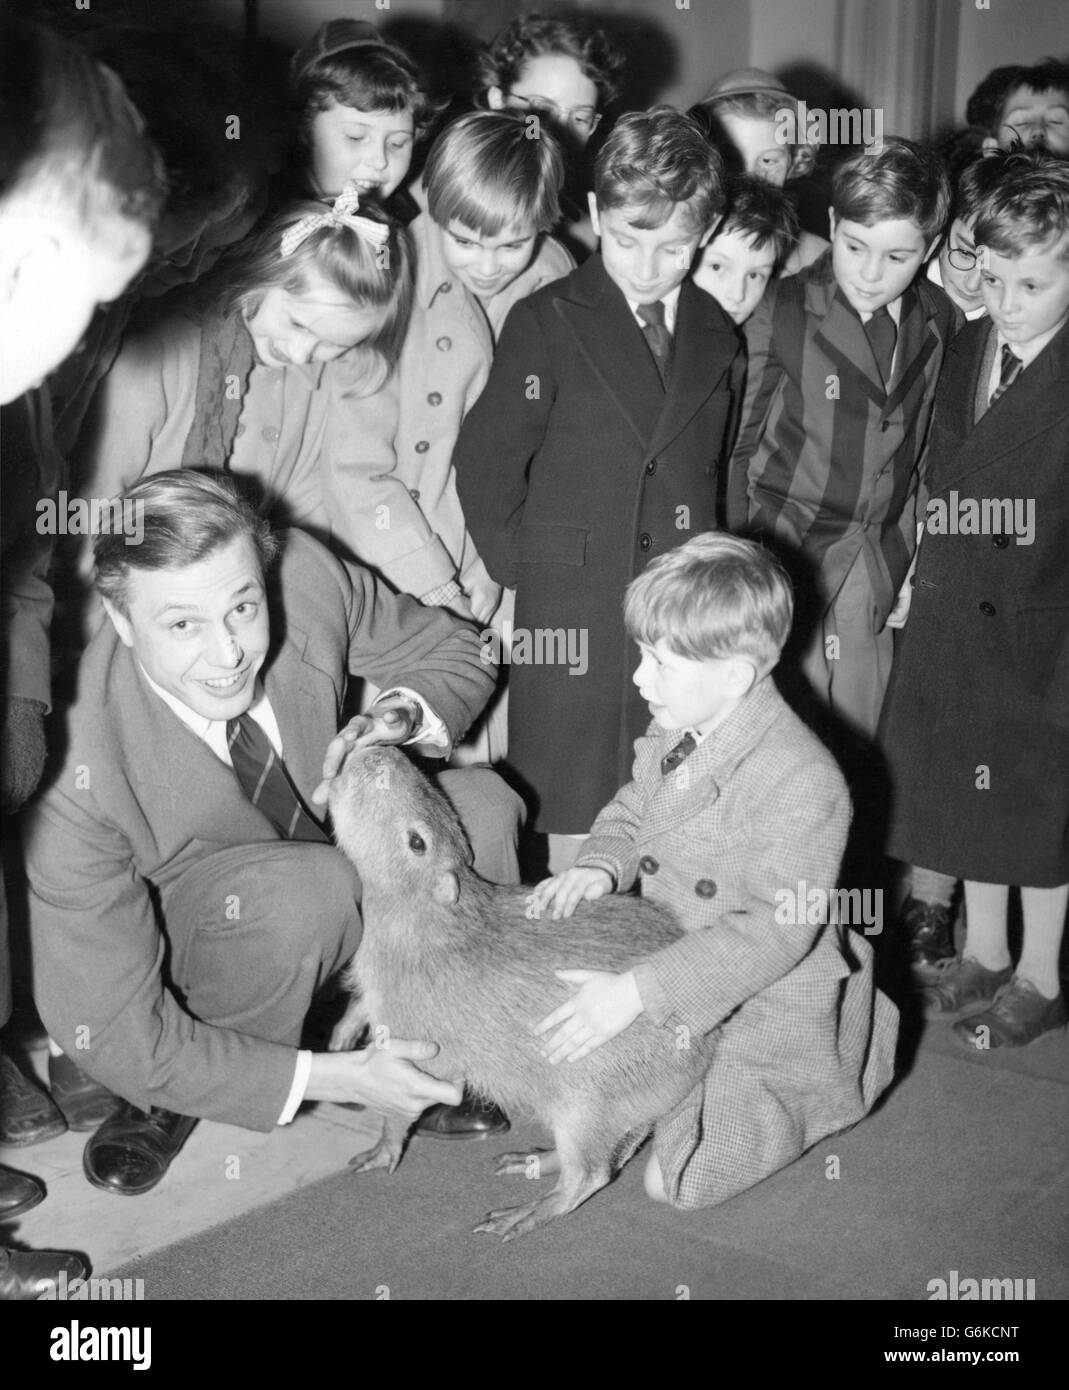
[408,831,427,855]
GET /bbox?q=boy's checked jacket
[575,678,898,1209]
[727,249,956,626]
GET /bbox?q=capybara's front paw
[347,1137,402,1175]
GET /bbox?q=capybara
[327,745,718,1241]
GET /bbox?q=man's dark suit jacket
[24,530,494,1130]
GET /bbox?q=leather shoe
[954,976,1068,1050]
[83,1102,197,1195]
[920,956,1013,1015]
[0,1048,66,1146]
[0,1165,45,1219]
[415,1092,510,1140]
[900,896,955,974]
[48,1053,123,1132]
[0,1246,86,1301]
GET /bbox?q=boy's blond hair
[424,111,564,237]
[625,533,793,673]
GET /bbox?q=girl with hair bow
[70,188,473,612]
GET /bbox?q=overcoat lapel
[648,283,736,459]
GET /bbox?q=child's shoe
[953,976,1068,1050]
[920,955,1012,1015]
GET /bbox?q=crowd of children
[2,7,1069,1272]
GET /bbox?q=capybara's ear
[433,870,460,906]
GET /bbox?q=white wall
[954,0,1069,120]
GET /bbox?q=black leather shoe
[0,1166,45,1220]
[83,1102,197,1195]
[415,1092,510,1140]
[0,1246,86,1301]
[0,1048,66,1146]
[900,896,955,974]
[48,1053,123,1132]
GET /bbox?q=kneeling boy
[530,533,898,1209]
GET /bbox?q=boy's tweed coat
[454,252,741,832]
[728,249,956,626]
[881,317,1069,885]
[576,678,898,1209]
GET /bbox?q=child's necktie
[637,300,672,386]
[661,731,697,776]
[988,343,1023,407]
[864,305,897,387]
[227,713,330,842]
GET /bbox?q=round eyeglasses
[946,245,982,272]
[507,92,602,135]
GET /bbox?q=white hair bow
[280,183,391,257]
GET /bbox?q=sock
[1015,884,1068,999]
[910,866,956,908]
[961,881,1012,970]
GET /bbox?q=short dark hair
[950,150,1017,226]
[0,18,166,237]
[832,136,950,242]
[993,59,1069,139]
[424,111,564,236]
[718,176,799,269]
[972,150,1069,260]
[291,19,445,146]
[477,10,623,109]
[94,471,279,616]
[595,107,725,233]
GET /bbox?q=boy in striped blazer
[728,137,956,740]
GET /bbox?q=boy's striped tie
[227,713,330,842]
[988,344,1023,407]
[637,300,672,385]
[661,731,697,776]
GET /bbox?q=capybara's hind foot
[494,1148,560,1179]
[348,1135,403,1175]
[473,1200,556,1242]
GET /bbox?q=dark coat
[453,254,741,832]
[880,317,1069,885]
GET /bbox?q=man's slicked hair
[94,470,279,616]
[0,18,166,237]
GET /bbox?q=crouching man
[23,470,523,1195]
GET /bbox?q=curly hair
[476,10,623,109]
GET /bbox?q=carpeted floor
[110,1021,1069,1301]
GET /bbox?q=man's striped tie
[226,713,329,842]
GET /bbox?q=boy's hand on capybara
[528,867,614,920]
[312,708,416,804]
[535,969,644,1065]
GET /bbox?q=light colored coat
[576,678,898,1209]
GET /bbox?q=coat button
[436,336,452,351]
[695,879,717,898]
[639,855,659,874]
[639,533,652,551]
[427,392,442,405]
[439,282,452,294]
[646,459,657,475]
[993,534,1009,549]
[261,426,280,443]
[415,440,430,453]
[979,601,996,617]
[409,488,420,501]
